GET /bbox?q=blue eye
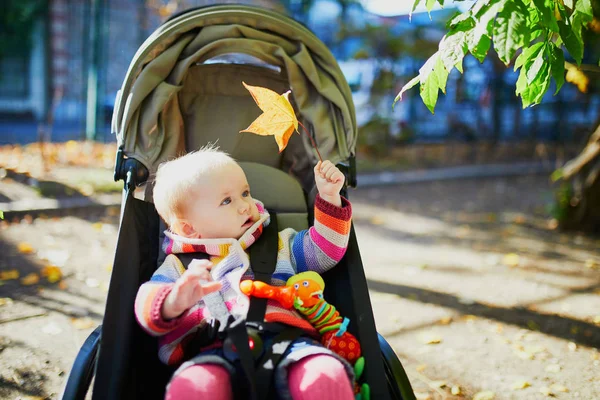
[302,281,309,287]
[221,197,231,205]
[294,283,299,290]
[242,190,250,197]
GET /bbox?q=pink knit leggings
[165,354,354,400]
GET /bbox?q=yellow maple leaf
[17,242,35,254]
[240,82,299,152]
[41,265,63,283]
[20,273,40,286]
[0,269,19,280]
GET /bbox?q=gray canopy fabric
[112,5,357,191]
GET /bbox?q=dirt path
[0,173,598,399]
[351,174,600,399]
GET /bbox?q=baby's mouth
[242,217,254,227]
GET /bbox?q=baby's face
[182,163,260,240]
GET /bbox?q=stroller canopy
[112,4,357,188]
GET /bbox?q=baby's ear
[172,219,200,238]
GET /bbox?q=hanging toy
[240,271,370,400]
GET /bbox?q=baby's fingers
[198,281,222,296]
[189,259,213,270]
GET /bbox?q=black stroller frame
[61,5,416,400]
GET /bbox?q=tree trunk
[557,119,600,234]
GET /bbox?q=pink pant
[165,354,354,400]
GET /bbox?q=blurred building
[0,0,598,146]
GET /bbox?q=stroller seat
[60,4,416,400]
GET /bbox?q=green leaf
[526,52,546,83]
[514,41,545,71]
[426,0,437,12]
[493,0,530,65]
[551,168,564,182]
[439,31,468,73]
[434,55,449,94]
[574,0,593,23]
[410,0,423,19]
[558,20,583,64]
[472,34,491,62]
[550,45,565,94]
[418,53,441,113]
[420,74,440,114]
[0,210,3,220]
[447,11,475,31]
[394,76,420,106]
[437,0,445,6]
[468,1,504,62]
[519,62,551,107]
[532,0,559,32]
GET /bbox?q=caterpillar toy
[240,271,370,400]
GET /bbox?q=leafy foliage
[0,1,46,60]
[396,0,596,112]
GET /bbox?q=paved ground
[0,173,599,399]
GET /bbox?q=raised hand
[314,160,345,207]
[162,259,222,320]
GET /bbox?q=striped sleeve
[290,194,352,274]
[134,255,188,336]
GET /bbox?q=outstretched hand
[162,259,222,320]
[314,160,344,207]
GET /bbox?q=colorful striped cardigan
[134,194,352,366]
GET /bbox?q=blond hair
[153,144,236,227]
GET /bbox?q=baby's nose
[239,201,250,214]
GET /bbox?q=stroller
[61,4,416,400]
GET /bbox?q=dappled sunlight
[0,212,117,398]
[353,175,600,398]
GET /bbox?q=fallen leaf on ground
[370,216,384,225]
[451,385,462,395]
[438,317,453,325]
[415,364,427,372]
[570,326,580,334]
[41,265,62,283]
[71,317,95,330]
[502,253,520,267]
[17,242,35,254]
[473,391,496,400]
[0,269,19,280]
[420,333,442,345]
[20,273,40,285]
[430,380,446,388]
[462,314,478,322]
[0,297,13,306]
[92,222,104,231]
[58,281,68,290]
[585,259,598,269]
[527,320,540,331]
[512,380,531,390]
